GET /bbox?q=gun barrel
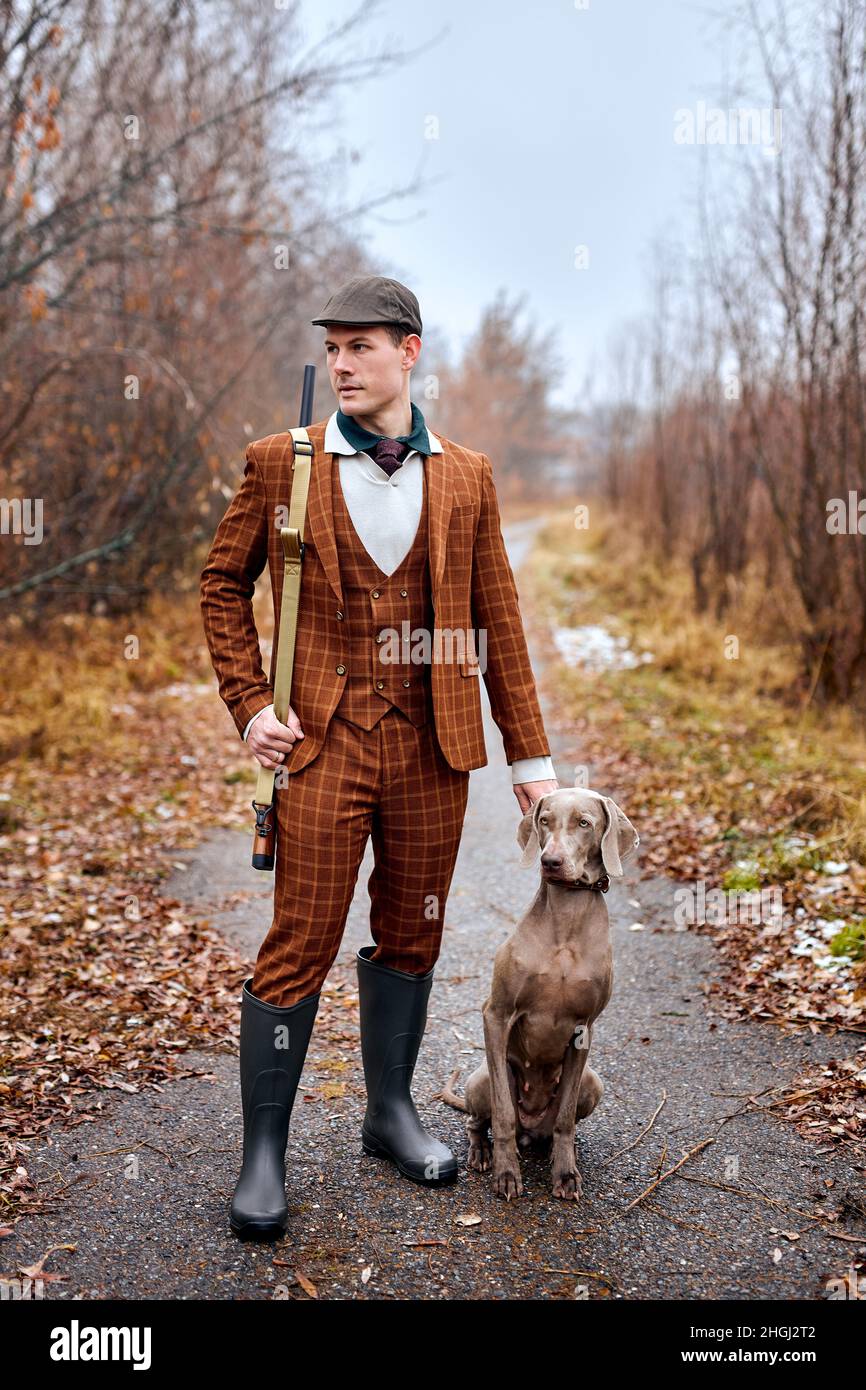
[299,364,316,427]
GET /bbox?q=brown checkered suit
[200,418,551,1005]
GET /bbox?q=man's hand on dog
[513,777,559,813]
[247,705,304,769]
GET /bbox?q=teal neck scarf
[336,400,432,457]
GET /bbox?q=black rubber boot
[229,977,319,1240]
[356,945,457,1185]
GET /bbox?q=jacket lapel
[424,440,454,594]
[305,422,343,608]
[304,423,454,606]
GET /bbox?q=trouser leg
[365,712,470,974]
[252,715,378,1008]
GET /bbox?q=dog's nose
[541,854,563,869]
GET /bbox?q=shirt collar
[325,403,442,458]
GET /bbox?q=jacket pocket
[449,503,476,523]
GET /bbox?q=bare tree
[0,0,433,613]
[428,289,575,500]
[594,0,866,705]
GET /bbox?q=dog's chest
[510,955,608,1060]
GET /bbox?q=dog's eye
[538,815,547,824]
[579,818,590,827]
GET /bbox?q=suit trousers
[251,706,472,1008]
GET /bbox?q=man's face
[323,323,419,415]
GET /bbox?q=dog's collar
[553,873,610,893]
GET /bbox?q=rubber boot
[229,977,319,1240]
[356,945,457,1185]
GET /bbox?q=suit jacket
[199,418,552,774]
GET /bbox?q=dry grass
[529,507,866,866]
[0,594,217,770]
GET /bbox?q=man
[200,274,558,1240]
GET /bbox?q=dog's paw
[551,1166,583,1201]
[492,1164,524,1200]
[467,1134,492,1172]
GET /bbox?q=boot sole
[229,1215,287,1241]
[362,1134,458,1186]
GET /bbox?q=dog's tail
[435,1067,468,1113]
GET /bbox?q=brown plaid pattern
[251,707,470,1006]
[199,419,551,772]
[328,443,434,731]
[252,452,468,1003]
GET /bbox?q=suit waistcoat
[331,457,435,731]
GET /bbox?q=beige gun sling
[253,427,313,811]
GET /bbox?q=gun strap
[253,427,313,809]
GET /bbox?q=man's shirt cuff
[243,704,272,741]
[511,754,556,786]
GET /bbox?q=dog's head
[516,788,639,884]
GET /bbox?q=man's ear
[516,795,547,868]
[599,796,640,878]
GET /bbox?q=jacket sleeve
[469,453,552,765]
[200,444,274,740]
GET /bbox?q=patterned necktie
[367,438,410,478]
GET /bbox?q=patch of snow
[551,624,654,672]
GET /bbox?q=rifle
[250,364,316,869]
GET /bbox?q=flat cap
[311,274,422,337]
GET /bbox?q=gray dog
[443,787,639,1200]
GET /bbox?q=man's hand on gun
[248,706,304,770]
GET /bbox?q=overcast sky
[298,0,770,408]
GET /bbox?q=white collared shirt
[324,409,441,576]
[244,411,556,787]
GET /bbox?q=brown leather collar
[548,873,610,893]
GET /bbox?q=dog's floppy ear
[516,795,547,868]
[599,796,640,878]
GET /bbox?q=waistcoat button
[400,589,408,597]
[375,680,385,689]
[371,589,380,599]
[336,610,344,620]
[375,634,384,643]
[402,679,410,687]
[336,664,346,675]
